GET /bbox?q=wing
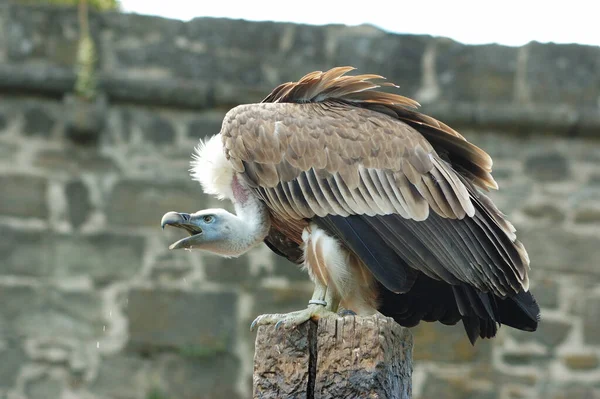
[221,101,530,299]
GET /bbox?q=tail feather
[378,274,539,344]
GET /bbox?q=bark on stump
[253,314,413,398]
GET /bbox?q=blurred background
[1,1,599,398]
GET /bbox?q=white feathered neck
[190,134,235,201]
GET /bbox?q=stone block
[518,227,600,275]
[160,353,241,399]
[0,227,50,277]
[0,341,26,389]
[503,351,551,366]
[0,174,48,219]
[0,228,144,281]
[119,107,177,144]
[149,251,194,282]
[25,374,63,399]
[532,278,560,309]
[127,288,237,353]
[574,208,600,224]
[143,115,176,144]
[333,33,427,98]
[0,284,103,341]
[34,148,119,173]
[5,5,93,66]
[101,11,185,41]
[187,111,227,139]
[524,151,571,181]
[53,233,145,283]
[23,105,56,137]
[203,253,251,284]
[186,18,283,60]
[411,321,492,363]
[114,40,210,80]
[0,112,7,132]
[526,42,600,106]
[0,141,20,165]
[420,373,495,399]
[510,319,571,347]
[107,179,210,228]
[436,40,518,103]
[545,384,600,399]
[522,203,566,222]
[65,179,92,229]
[583,297,600,345]
[563,353,599,370]
[90,354,150,399]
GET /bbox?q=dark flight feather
[224,66,540,342]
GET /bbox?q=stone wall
[1,3,599,398]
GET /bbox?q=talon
[275,319,285,330]
[250,316,260,331]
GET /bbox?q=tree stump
[253,314,413,398]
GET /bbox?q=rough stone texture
[532,278,560,309]
[0,227,49,277]
[0,284,104,340]
[420,373,496,399]
[127,288,237,353]
[0,341,26,389]
[65,179,92,229]
[411,322,492,363]
[584,297,600,345]
[563,354,600,370]
[525,41,600,106]
[187,110,227,139]
[436,40,518,103]
[519,227,600,275]
[160,353,242,399]
[23,105,56,137]
[107,179,208,227]
[254,315,412,398]
[1,4,600,398]
[34,148,120,173]
[53,233,145,283]
[524,151,571,181]
[25,375,64,399]
[0,174,48,219]
[0,112,7,132]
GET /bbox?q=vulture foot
[250,304,339,331]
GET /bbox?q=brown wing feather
[261,66,496,191]
[220,67,529,297]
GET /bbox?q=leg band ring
[308,299,327,306]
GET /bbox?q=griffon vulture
[161,67,540,343]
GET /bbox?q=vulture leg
[250,279,340,331]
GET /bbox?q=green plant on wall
[16,0,119,11]
[17,0,120,99]
[74,0,97,100]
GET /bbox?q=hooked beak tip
[161,211,184,229]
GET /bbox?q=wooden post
[253,314,413,398]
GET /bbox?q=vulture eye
[203,215,214,224]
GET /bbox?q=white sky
[121,0,600,47]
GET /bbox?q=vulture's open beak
[161,211,204,250]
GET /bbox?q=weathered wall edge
[2,3,600,138]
